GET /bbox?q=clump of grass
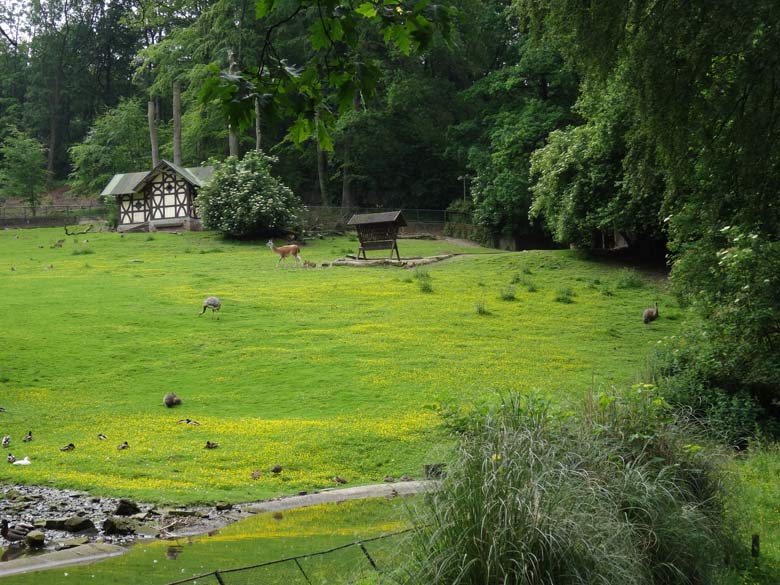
[414,268,430,281]
[406,391,729,585]
[500,286,516,301]
[71,248,94,256]
[419,280,433,293]
[522,266,533,275]
[601,287,615,297]
[199,247,224,254]
[587,278,602,290]
[512,274,538,292]
[554,287,575,303]
[475,300,490,315]
[616,268,644,289]
[146,235,155,241]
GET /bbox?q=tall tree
[0,128,47,213]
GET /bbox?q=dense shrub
[406,390,728,585]
[198,151,305,238]
[671,228,780,407]
[657,342,766,447]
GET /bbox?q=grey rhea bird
[199,296,221,319]
[642,301,659,325]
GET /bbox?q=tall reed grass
[404,391,729,584]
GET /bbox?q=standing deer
[267,240,302,267]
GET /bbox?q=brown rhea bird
[642,301,659,325]
[199,296,221,319]
[1,519,34,544]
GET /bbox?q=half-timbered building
[101,160,214,232]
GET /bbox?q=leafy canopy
[200,0,457,148]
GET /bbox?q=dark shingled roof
[100,160,214,197]
[347,211,407,226]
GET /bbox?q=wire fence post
[358,542,379,571]
[294,558,313,584]
[213,570,226,585]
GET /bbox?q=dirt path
[0,481,432,578]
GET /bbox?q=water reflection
[165,545,183,560]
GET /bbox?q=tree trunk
[255,97,262,152]
[340,93,362,208]
[227,49,240,157]
[148,99,160,167]
[47,109,57,182]
[315,111,328,205]
[340,153,353,209]
[172,81,182,166]
[229,126,240,157]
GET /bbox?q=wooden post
[752,533,760,559]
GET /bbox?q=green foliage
[660,366,762,448]
[406,391,728,584]
[452,40,578,239]
[198,150,305,238]
[519,0,780,412]
[69,99,152,196]
[528,81,664,250]
[202,0,457,147]
[0,127,47,211]
[670,227,780,398]
[331,73,461,208]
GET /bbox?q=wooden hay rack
[347,211,407,261]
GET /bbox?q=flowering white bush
[198,151,305,238]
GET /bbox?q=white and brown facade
[101,160,214,232]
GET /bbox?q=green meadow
[0,227,676,504]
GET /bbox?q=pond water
[0,497,411,584]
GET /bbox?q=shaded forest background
[0,0,573,240]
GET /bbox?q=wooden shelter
[101,160,214,232]
[347,211,407,261]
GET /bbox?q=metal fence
[165,530,409,585]
[304,206,470,229]
[168,530,410,585]
[0,204,108,227]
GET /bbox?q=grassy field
[0,227,676,504]
[0,497,410,585]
